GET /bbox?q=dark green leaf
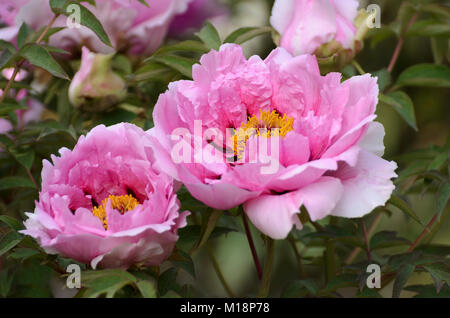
[195,21,221,51]
[157,268,179,297]
[373,68,392,92]
[0,215,24,231]
[405,284,450,298]
[224,26,273,44]
[407,20,450,37]
[0,176,36,190]
[9,148,35,170]
[71,3,112,47]
[194,209,223,251]
[380,92,418,131]
[423,263,450,293]
[436,182,450,220]
[20,44,69,79]
[0,231,23,256]
[153,55,197,79]
[17,23,33,48]
[370,231,410,249]
[152,40,208,56]
[82,269,136,298]
[387,195,423,225]
[281,279,318,297]
[393,263,415,298]
[394,64,450,89]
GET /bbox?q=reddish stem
[242,211,262,281]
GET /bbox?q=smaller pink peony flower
[270,0,363,57]
[69,47,126,110]
[21,123,189,269]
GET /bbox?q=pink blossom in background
[0,0,192,56]
[21,123,189,269]
[270,0,359,56]
[169,0,228,36]
[150,44,397,239]
[0,88,43,134]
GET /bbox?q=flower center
[92,194,139,230]
[233,110,294,159]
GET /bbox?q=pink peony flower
[270,0,360,56]
[1,0,192,55]
[21,123,189,269]
[150,44,397,239]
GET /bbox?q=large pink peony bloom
[150,44,397,239]
[1,0,192,55]
[270,0,359,56]
[21,123,189,269]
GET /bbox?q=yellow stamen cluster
[233,110,294,159]
[92,194,139,230]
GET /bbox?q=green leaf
[9,148,35,170]
[20,44,69,79]
[137,0,149,7]
[0,102,28,116]
[357,287,382,298]
[157,267,179,297]
[431,37,449,65]
[49,0,68,13]
[0,269,14,297]
[372,68,392,92]
[0,40,16,53]
[370,231,410,249]
[8,248,40,261]
[17,23,33,48]
[82,269,136,298]
[420,4,450,20]
[136,280,156,298]
[169,249,196,278]
[224,26,273,44]
[70,3,112,47]
[195,21,221,51]
[393,263,415,298]
[394,64,450,89]
[436,182,450,220]
[0,176,36,191]
[281,279,318,298]
[405,284,450,298]
[152,40,208,56]
[0,231,23,256]
[406,20,450,37]
[367,26,396,49]
[193,209,223,252]
[0,215,24,231]
[387,195,423,225]
[423,263,450,293]
[153,55,197,78]
[322,274,358,293]
[379,92,418,131]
